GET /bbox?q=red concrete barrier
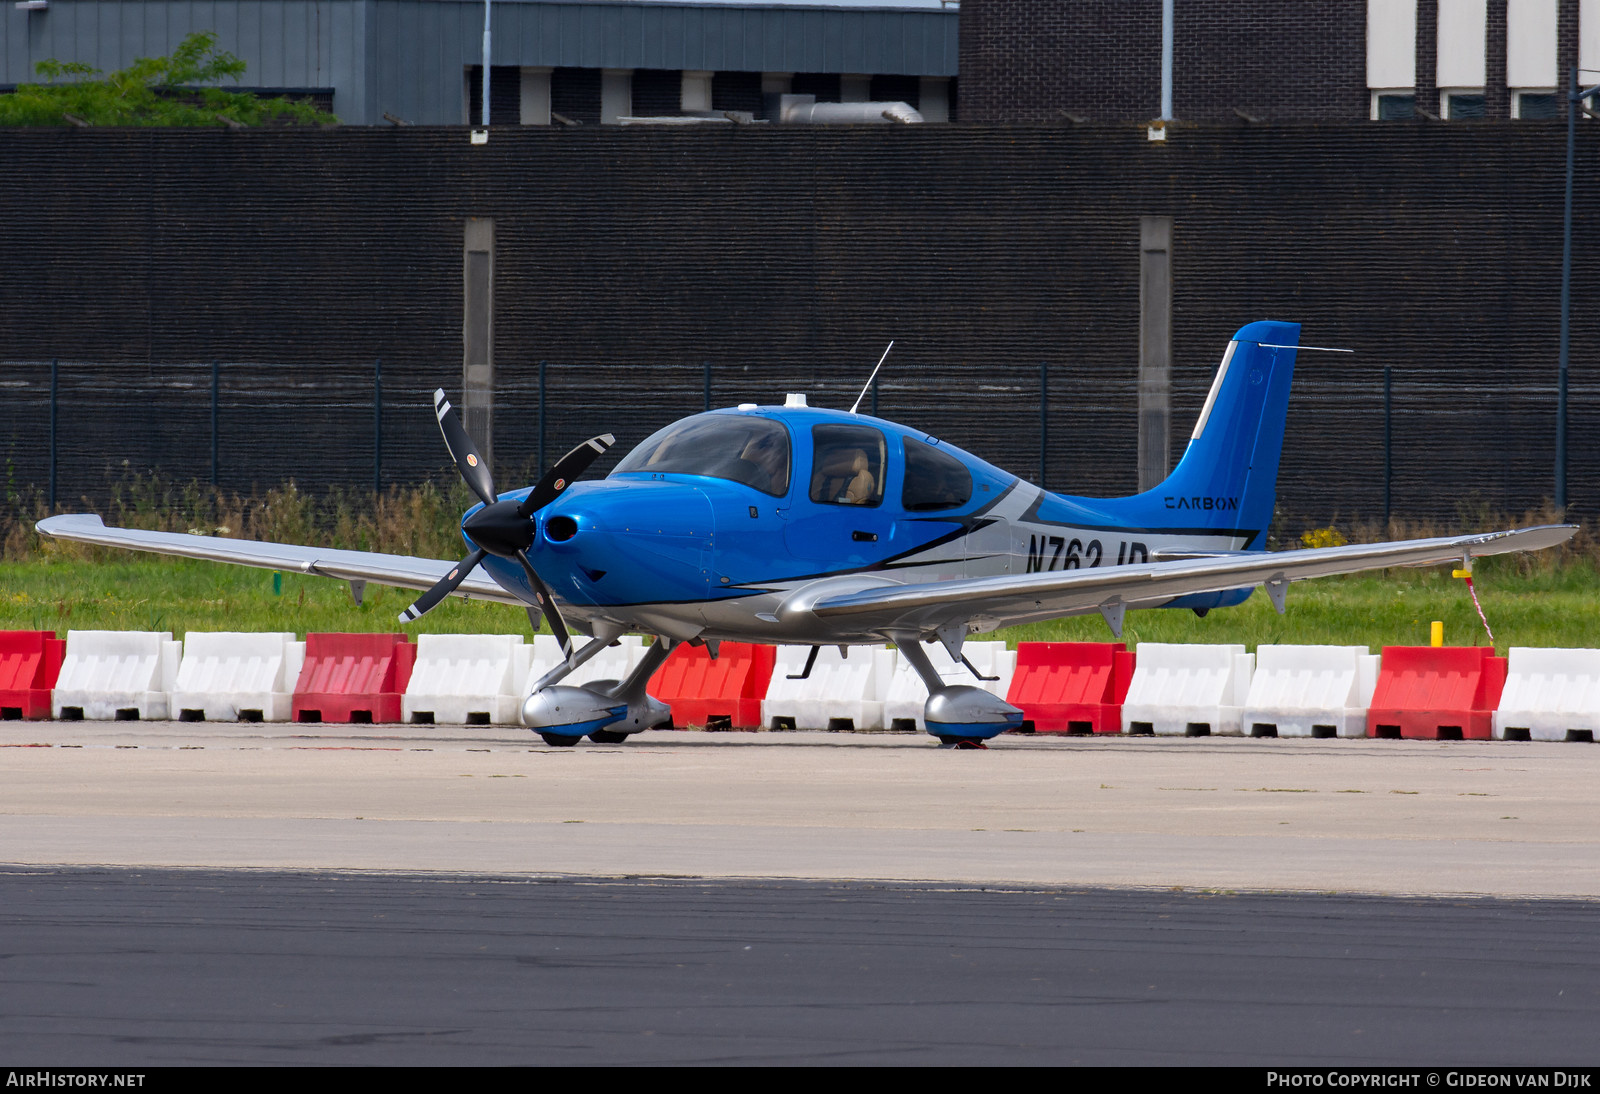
[1366,646,1507,740]
[0,630,66,720]
[292,633,415,724]
[649,642,776,729]
[1006,641,1135,734]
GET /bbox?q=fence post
[1383,365,1392,531]
[210,360,220,487]
[1558,64,1576,512]
[48,358,58,514]
[373,358,383,495]
[537,360,547,479]
[1039,362,1049,489]
[703,360,711,412]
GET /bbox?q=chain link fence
[3,356,1590,535]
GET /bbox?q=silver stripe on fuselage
[559,481,1249,646]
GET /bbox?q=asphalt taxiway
[4,723,1598,896]
[2,724,1597,1064]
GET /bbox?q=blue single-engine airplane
[39,321,1575,746]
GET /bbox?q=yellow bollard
[1430,620,1444,647]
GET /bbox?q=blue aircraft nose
[527,479,716,604]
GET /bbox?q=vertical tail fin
[1106,320,1299,549]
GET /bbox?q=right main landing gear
[892,634,1024,748]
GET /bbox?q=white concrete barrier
[170,632,304,722]
[403,633,528,725]
[1494,647,1600,742]
[1122,643,1254,736]
[1241,644,1380,738]
[523,634,650,694]
[762,645,899,731]
[52,630,183,721]
[882,640,1017,731]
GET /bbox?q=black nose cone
[463,499,535,557]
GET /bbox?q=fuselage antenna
[849,340,895,415]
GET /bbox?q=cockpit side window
[809,423,886,507]
[612,413,791,496]
[902,437,973,511]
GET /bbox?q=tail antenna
[849,341,895,415]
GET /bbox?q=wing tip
[35,512,106,537]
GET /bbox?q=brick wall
[960,0,1367,123]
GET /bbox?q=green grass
[6,470,1591,649]
[0,555,537,639]
[995,563,1600,653]
[2,550,1593,653]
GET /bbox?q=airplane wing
[34,514,525,607]
[810,525,1578,637]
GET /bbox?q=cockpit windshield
[612,413,792,497]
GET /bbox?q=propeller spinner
[399,389,614,663]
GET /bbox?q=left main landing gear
[521,635,675,744]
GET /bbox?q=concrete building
[1,0,960,124]
[958,0,1600,124]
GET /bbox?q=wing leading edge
[809,525,1578,636]
[34,514,523,607]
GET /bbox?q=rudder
[1108,320,1300,549]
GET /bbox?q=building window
[869,74,920,108]
[1514,91,1558,119]
[840,75,872,103]
[631,70,681,117]
[552,68,603,125]
[1372,92,1416,120]
[712,71,762,115]
[1443,91,1486,119]
[465,66,522,125]
[792,73,841,102]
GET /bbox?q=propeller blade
[398,547,486,623]
[434,389,497,507]
[514,549,574,662]
[517,433,617,518]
